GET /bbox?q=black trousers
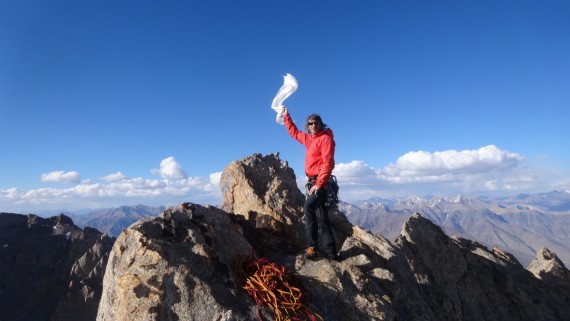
[304,189,336,255]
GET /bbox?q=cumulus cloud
[384,145,524,179]
[333,160,382,184]
[337,146,522,186]
[0,156,220,213]
[334,160,378,178]
[101,171,127,182]
[1,147,565,212]
[332,145,530,200]
[40,171,81,184]
[151,157,188,180]
[209,171,222,186]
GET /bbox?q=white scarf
[271,73,298,124]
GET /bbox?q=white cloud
[101,171,127,182]
[40,171,81,184]
[332,145,533,200]
[333,160,382,185]
[484,175,537,191]
[334,160,378,178]
[0,147,566,212]
[334,146,525,188]
[151,157,188,180]
[0,157,220,213]
[385,145,524,178]
[210,171,222,186]
[554,178,570,190]
[0,175,219,213]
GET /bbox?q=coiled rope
[236,256,323,321]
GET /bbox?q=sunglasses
[307,121,319,126]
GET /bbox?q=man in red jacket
[281,107,337,260]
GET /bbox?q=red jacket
[284,114,335,188]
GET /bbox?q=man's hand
[281,106,288,116]
[309,184,320,195]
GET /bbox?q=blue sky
[1,1,569,213]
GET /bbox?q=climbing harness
[305,175,340,209]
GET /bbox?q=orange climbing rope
[237,256,323,321]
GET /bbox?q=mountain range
[67,204,165,237]
[341,190,570,267]
[61,190,570,268]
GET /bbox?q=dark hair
[304,114,328,132]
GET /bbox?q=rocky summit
[96,153,570,321]
[1,153,568,321]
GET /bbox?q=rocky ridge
[0,213,115,321]
[343,193,570,267]
[97,153,570,321]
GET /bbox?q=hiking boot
[305,247,318,260]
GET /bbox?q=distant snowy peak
[351,195,488,209]
[446,195,468,203]
[360,202,387,210]
[353,194,491,213]
[443,195,487,207]
[338,200,387,214]
[345,190,570,215]
[337,201,363,215]
[391,195,483,207]
[395,196,429,208]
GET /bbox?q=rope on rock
[236,256,323,321]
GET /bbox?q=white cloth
[271,73,298,124]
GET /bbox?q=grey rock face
[98,153,570,321]
[0,213,115,321]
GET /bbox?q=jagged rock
[97,204,400,320]
[528,247,570,299]
[97,153,570,321]
[220,153,307,247]
[0,213,115,321]
[396,214,570,321]
[340,194,570,268]
[529,247,570,280]
[97,204,259,321]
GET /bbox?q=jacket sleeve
[284,114,309,145]
[316,135,335,187]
